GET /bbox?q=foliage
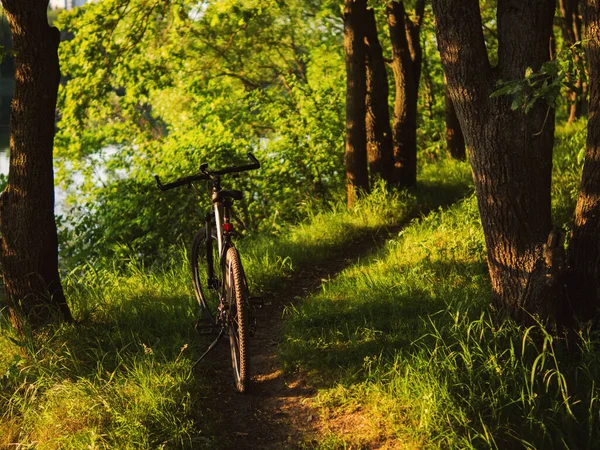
[55,0,347,265]
[0,157,471,447]
[280,130,591,449]
[415,4,446,159]
[490,42,587,113]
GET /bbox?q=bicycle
[154,153,260,392]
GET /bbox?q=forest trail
[194,225,403,449]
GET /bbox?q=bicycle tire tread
[226,247,249,392]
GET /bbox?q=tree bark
[344,0,369,207]
[559,0,587,123]
[0,0,72,330]
[566,0,600,320]
[388,0,424,188]
[444,77,466,160]
[432,0,557,320]
[364,8,394,186]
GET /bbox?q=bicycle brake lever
[154,175,165,191]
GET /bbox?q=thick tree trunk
[364,8,394,186]
[559,0,587,123]
[387,1,420,188]
[0,1,72,330]
[444,81,466,160]
[344,0,369,207]
[566,0,600,320]
[432,0,557,320]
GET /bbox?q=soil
[193,227,402,450]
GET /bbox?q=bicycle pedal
[249,296,264,308]
[195,318,215,335]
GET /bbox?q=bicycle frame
[204,177,235,291]
[154,152,259,388]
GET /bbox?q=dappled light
[1,0,600,448]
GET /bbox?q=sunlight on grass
[0,158,471,448]
[283,189,600,448]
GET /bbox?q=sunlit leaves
[490,42,587,114]
[54,0,347,264]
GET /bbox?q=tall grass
[0,261,204,449]
[0,158,472,448]
[281,124,597,449]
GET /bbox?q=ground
[195,230,399,449]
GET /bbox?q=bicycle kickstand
[191,329,225,370]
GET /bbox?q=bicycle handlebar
[154,152,260,192]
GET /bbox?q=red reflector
[223,223,234,232]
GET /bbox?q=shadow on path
[195,183,473,449]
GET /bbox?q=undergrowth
[0,158,471,448]
[282,120,597,449]
[2,120,589,449]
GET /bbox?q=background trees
[56,0,346,263]
[388,0,424,187]
[342,0,427,207]
[343,0,369,207]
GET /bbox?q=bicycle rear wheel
[190,229,221,321]
[224,247,250,392]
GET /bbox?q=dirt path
[193,227,402,449]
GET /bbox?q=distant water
[0,75,11,177]
[0,127,7,176]
[0,146,7,176]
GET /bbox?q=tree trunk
[405,0,425,89]
[559,0,587,123]
[0,0,72,330]
[566,0,600,320]
[421,38,436,119]
[344,0,369,207]
[444,78,466,160]
[387,1,423,188]
[432,0,557,320]
[364,7,394,186]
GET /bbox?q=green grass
[283,194,600,448]
[280,124,599,449]
[1,123,593,448]
[0,157,472,448]
[0,263,204,449]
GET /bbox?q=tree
[565,0,600,320]
[343,0,369,207]
[0,0,72,330]
[364,7,395,186]
[432,0,557,320]
[387,0,425,188]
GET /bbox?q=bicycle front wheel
[224,247,250,393]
